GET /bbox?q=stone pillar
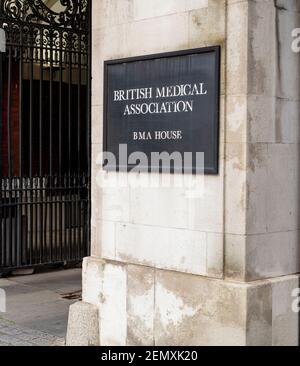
[67,0,300,346]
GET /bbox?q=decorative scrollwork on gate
[0,0,89,59]
[0,0,88,30]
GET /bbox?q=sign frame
[103,46,221,175]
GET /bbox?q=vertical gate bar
[34,177,38,264]
[63,174,67,260]
[54,175,57,262]
[59,33,63,176]
[39,28,44,264]
[29,34,34,265]
[14,178,18,266]
[77,35,82,259]
[17,27,24,267]
[29,43,33,178]
[87,1,92,256]
[78,41,82,172]
[0,198,2,266]
[39,30,44,176]
[3,181,7,267]
[80,177,84,259]
[43,177,47,262]
[49,32,53,262]
[54,41,60,262]
[59,31,63,261]
[33,37,38,264]
[68,41,72,261]
[0,52,3,267]
[18,42,23,182]
[70,173,74,261]
[25,177,29,265]
[7,46,12,178]
[32,48,36,264]
[68,48,72,173]
[7,46,13,266]
[0,52,3,175]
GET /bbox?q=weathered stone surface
[91,0,226,280]
[100,262,127,346]
[127,265,155,346]
[66,302,100,346]
[78,259,300,346]
[82,0,300,347]
[246,284,272,346]
[225,0,300,281]
[225,234,246,281]
[82,257,105,306]
[82,257,128,346]
[245,231,300,281]
[154,268,247,346]
[271,276,299,346]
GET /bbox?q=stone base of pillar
[66,301,100,346]
[68,257,299,346]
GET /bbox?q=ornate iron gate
[0,0,91,273]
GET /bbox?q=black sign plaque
[103,46,220,174]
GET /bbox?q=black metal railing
[1,175,89,269]
[0,0,91,272]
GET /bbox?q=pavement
[0,268,82,346]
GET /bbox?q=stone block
[66,301,100,346]
[91,105,103,144]
[247,0,276,97]
[246,284,272,346]
[133,0,209,21]
[100,262,127,346]
[246,143,268,235]
[154,268,247,346]
[245,231,300,281]
[115,223,209,276]
[125,13,189,56]
[188,0,225,49]
[266,143,299,233]
[226,95,247,144]
[127,265,155,346]
[226,0,248,95]
[271,275,299,346]
[93,0,134,29]
[76,259,300,346]
[82,257,104,306]
[225,234,246,281]
[225,143,247,235]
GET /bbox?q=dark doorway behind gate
[0,0,91,273]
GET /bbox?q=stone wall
[225,0,300,281]
[67,0,300,346]
[81,257,299,346]
[91,0,227,279]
